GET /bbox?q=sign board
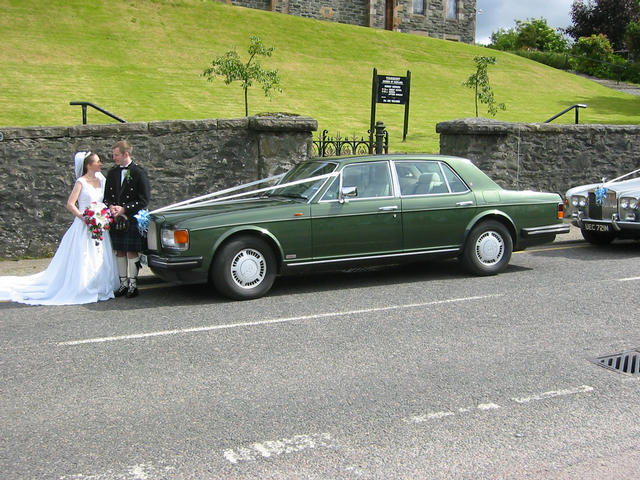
[376,75,409,104]
[370,68,411,143]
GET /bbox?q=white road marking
[406,385,594,424]
[618,276,640,282]
[58,294,502,346]
[223,433,334,464]
[511,385,594,403]
[409,411,456,423]
[59,462,175,479]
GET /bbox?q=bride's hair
[82,152,96,176]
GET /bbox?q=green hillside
[1,0,639,153]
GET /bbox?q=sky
[475,0,576,45]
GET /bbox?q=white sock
[116,256,128,285]
[127,256,140,287]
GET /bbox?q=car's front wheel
[580,228,615,245]
[461,220,513,275]
[212,236,276,300]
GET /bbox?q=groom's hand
[111,205,125,217]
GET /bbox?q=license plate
[583,222,610,232]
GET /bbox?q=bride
[0,152,119,305]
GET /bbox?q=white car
[565,170,640,244]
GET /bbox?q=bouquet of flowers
[82,201,114,245]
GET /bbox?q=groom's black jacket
[104,162,151,217]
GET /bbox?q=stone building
[217,0,477,43]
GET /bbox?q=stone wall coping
[148,119,218,134]
[0,126,70,140]
[249,115,318,132]
[436,118,640,135]
[69,122,149,137]
[0,115,317,140]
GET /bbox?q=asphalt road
[2,229,639,479]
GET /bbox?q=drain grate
[590,348,640,376]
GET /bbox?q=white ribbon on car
[151,171,339,214]
[604,166,640,185]
[593,167,640,205]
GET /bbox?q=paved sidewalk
[574,72,640,96]
[0,256,157,278]
[0,226,584,277]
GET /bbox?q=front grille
[587,191,617,220]
[147,221,158,250]
[590,349,640,376]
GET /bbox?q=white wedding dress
[0,177,119,305]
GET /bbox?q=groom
[104,140,151,298]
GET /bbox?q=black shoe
[114,283,128,297]
[126,285,139,298]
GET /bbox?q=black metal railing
[544,104,588,124]
[313,122,388,157]
[70,101,126,124]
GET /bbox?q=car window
[321,161,392,200]
[394,161,447,195]
[270,160,337,200]
[440,162,469,193]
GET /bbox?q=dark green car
[145,154,568,300]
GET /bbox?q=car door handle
[456,201,474,206]
[378,205,399,211]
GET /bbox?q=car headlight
[571,195,586,208]
[161,226,190,251]
[620,197,639,210]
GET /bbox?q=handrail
[69,101,126,124]
[544,104,588,124]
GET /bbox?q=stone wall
[224,0,476,43]
[437,118,640,195]
[279,0,369,26]
[399,0,476,42]
[0,115,317,259]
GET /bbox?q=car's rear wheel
[462,220,513,275]
[580,228,615,245]
[212,236,276,300]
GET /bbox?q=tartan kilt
[110,217,145,252]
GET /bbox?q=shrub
[513,50,571,70]
[570,34,614,77]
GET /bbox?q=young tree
[202,36,281,116]
[462,56,506,117]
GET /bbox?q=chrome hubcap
[475,231,504,265]
[230,248,266,289]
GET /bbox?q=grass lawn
[1,0,639,153]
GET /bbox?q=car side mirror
[339,186,358,204]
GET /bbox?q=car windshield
[268,160,338,200]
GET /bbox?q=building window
[413,0,425,15]
[446,0,458,19]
